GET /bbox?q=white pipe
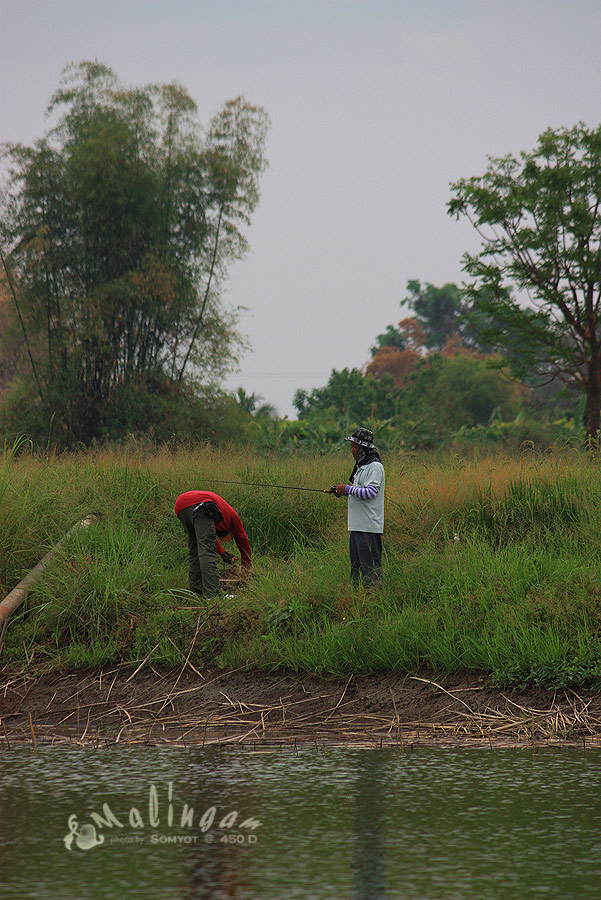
[0,514,97,628]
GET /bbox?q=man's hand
[220,551,237,565]
[333,484,348,498]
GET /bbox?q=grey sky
[2,0,601,416]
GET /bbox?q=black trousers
[349,531,382,585]
[177,504,222,597]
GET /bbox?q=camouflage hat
[345,427,375,448]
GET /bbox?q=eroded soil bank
[1,664,600,749]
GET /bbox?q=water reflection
[0,746,600,899]
[181,760,258,899]
[353,752,387,899]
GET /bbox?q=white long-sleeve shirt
[345,460,385,533]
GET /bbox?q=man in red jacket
[175,491,251,597]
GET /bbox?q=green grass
[1,441,601,687]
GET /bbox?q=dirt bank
[1,664,600,749]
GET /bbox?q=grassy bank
[1,439,601,687]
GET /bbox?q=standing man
[175,490,251,597]
[331,427,385,586]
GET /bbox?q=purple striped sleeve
[345,484,378,500]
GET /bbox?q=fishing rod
[203,478,404,508]
[204,478,337,494]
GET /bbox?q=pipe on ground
[0,515,97,634]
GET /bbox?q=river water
[0,745,599,899]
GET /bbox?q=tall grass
[2,441,601,686]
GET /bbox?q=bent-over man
[175,490,251,598]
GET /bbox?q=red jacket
[175,491,251,570]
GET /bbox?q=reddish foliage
[439,334,484,359]
[398,317,426,351]
[365,317,425,387]
[366,345,421,387]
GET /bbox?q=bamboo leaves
[0,62,270,444]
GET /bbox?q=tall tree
[367,318,424,386]
[0,62,269,443]
[294,368,397,426]
[448,123,601,444]
[402,279,469,350]
[371,280,480,357]
[397,352,520,438]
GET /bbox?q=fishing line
[203,478,333,494]
[203,477,405,508]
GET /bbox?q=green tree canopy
[448,122,601,443]
[291,355,520,451]
[0,61,269,444]
[293,368,397,428]
[371,279,484,356]
[397,352,521,439]
[370,322,411,355]
[402,279,468,350]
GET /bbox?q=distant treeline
[1,64,600,451]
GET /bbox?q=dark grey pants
[178,504,222,597]
[349,531,383,586]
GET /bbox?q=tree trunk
[177,206,224,383]
[585,350,601,449]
